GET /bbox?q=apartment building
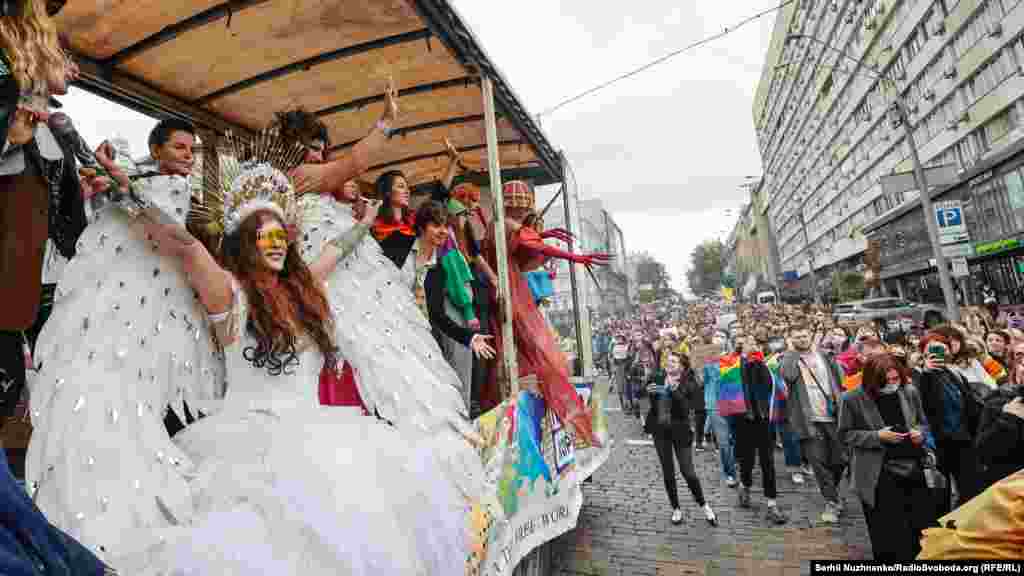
[754,0,1024,292]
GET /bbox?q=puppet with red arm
[481,180,611,448]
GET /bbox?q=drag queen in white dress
[27,135,469,574]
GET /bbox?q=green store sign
[975,238,1021,256]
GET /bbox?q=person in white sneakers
[644,352,717,526]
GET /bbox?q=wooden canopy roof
[57,0,562,186]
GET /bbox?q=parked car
[832,298,947,329]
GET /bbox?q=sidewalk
[551,377,872,575]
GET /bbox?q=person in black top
[838,354,935,560]
[413,201,495,373]
[643,352,717,526]
[374,139,466,271]
[913,332,982,513]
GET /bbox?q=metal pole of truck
[482,76,520,395]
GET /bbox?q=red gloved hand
[540,228,575,243]
[576,252,614,267]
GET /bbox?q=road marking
[625,439,654,446]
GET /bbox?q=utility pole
[894,99,961,322]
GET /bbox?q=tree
[686,239,724,297]
[631,251,674,301]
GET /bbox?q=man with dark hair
[146,117,196,177]
[779,324,848,524]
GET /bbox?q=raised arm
[291,81,399,195]
[94,143,234,317]
[307,198,379,283]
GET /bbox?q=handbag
[884,457,921,478]
[923,452,946,490]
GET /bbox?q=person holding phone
[913,332,979,514]
[644,352,717,526]
[838,354,936,560]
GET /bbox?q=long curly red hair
[223,209,336,374]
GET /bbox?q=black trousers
[0,284,55,424]
[652,421,705,509]
[693,410,707,446]
[734,416,777,499]
[937,438,977,514]
[862,467,935,561]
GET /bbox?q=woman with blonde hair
[0,0,82,441]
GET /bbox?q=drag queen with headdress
[27,131,470,575]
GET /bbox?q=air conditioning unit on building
[931,22,946,36]
[924,89,936,101]
[944,65,957,79]
[988,22,1003,38]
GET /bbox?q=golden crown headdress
[191,126,309,239]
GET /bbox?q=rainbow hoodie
[765,353,788,424]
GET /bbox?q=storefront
[866,138,1024,307]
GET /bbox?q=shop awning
[56,0,561,186]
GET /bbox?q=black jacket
[740,358,774,422]
[643,367,699,436]
[974,385,1024,490]
[423,263,476,349]
[913,368,982,445]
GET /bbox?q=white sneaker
[703,503,718,526]
[671,508,683,524]
[791,472,804,485]
[726,476,738,487]
[820,502,839,524]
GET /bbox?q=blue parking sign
[936,206,962,227]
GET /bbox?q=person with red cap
[481,180,612,446]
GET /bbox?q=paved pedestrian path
[550,378,872,575]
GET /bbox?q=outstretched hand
[578,252,614,267]
[470,334,496,360]
[540,227,575,243]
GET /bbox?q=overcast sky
[451,1,775,293]
[58,1,776,295]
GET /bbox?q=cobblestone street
[550,380,873,576]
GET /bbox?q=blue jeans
[709,413,736,480]
[0,449,106,576]
[774,422,803,468]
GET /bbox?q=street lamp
[781,34,960,321]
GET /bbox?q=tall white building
[754,0,1024,288]
[545,198,630,330]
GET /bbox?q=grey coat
[837,385,933,509]
[779,351,845,440]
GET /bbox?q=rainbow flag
[718,353,746,417]
[766,354,788,423]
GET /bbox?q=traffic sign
[951,257,969,278]
[935,200,969,245]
